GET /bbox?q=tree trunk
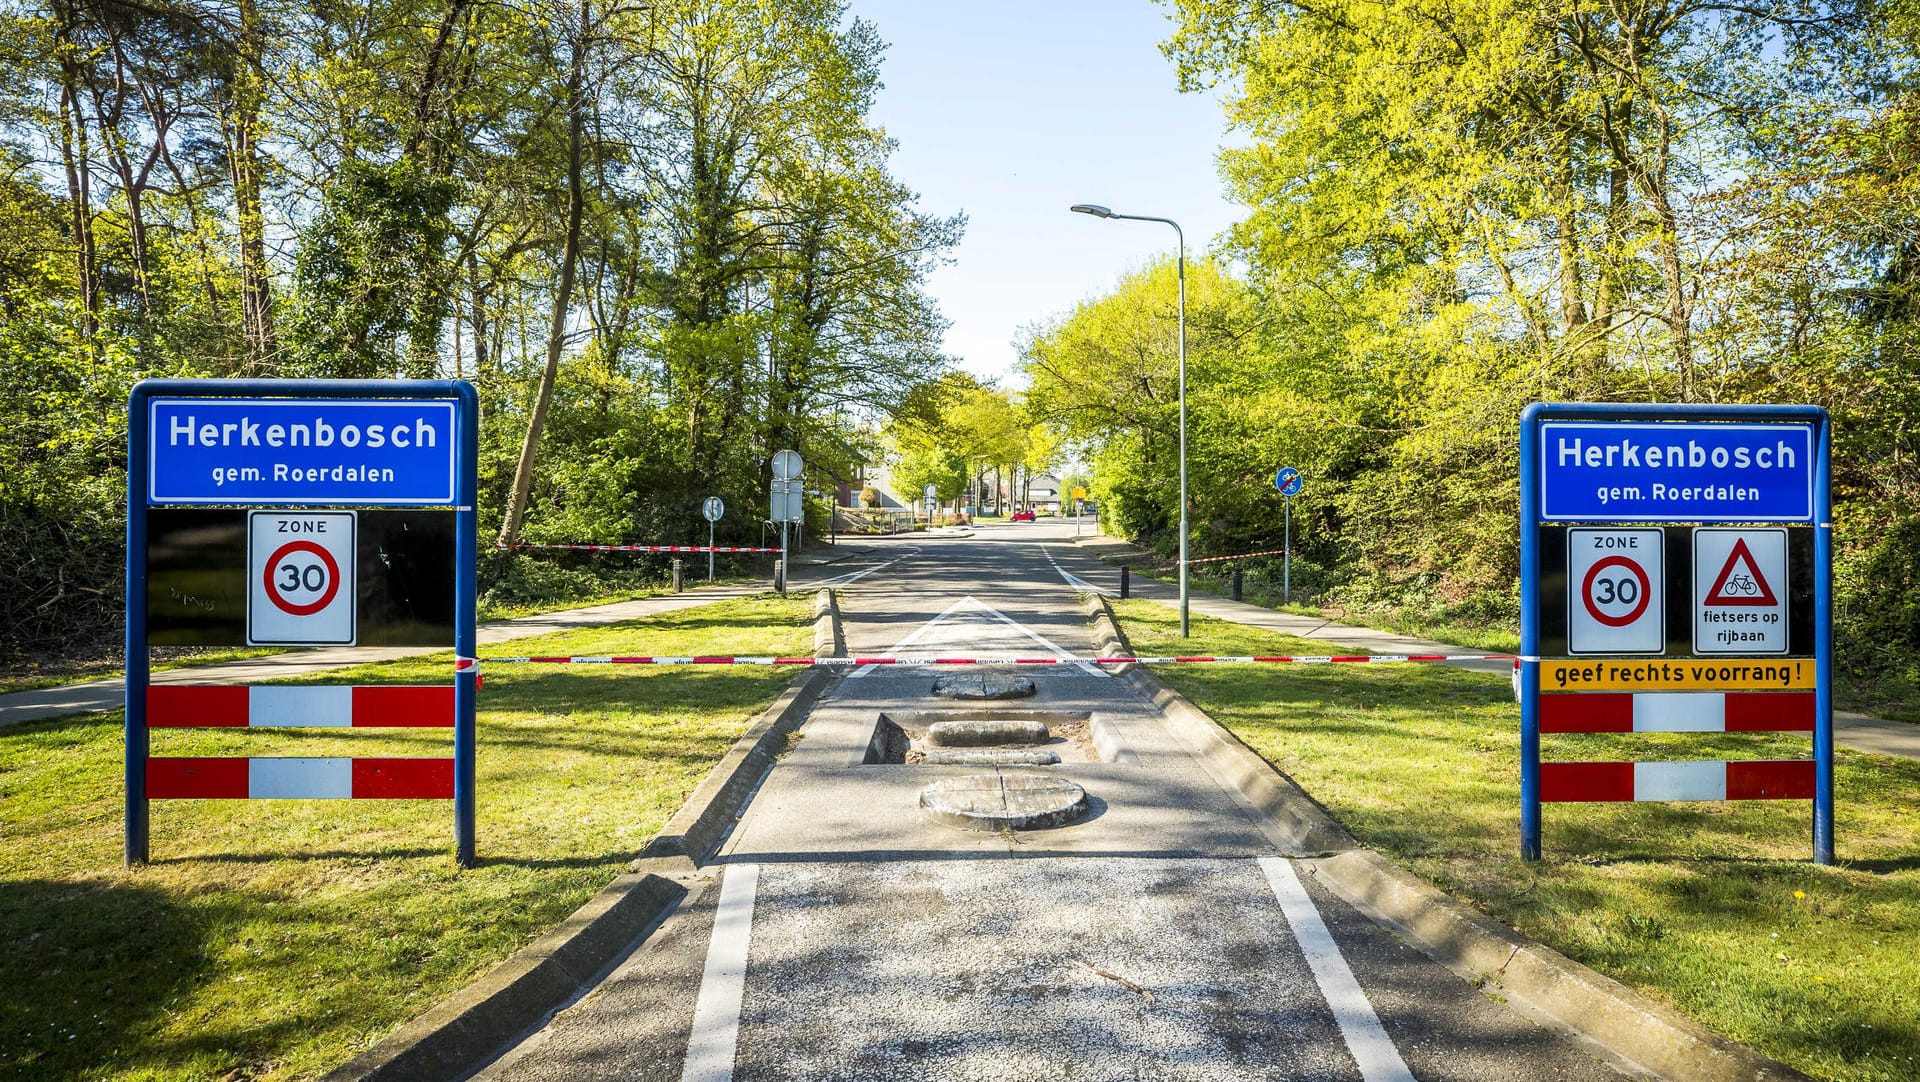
[229,0,275,370]
[54,15,99,347]
[499,0,590,547]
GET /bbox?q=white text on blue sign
[149,399,459,505]
[1539,421,1814,522]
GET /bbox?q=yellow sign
[1540,658,1815,692]
[1072,487,1087,499]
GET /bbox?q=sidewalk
[1071,533,1920,763]
[0,543,870,729]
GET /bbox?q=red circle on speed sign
[1581,555,1652,628]
[263,540,342,616]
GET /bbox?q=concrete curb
[1083,593,1810,1082]
[321,593,845,1081]
[1081,595,1357,856]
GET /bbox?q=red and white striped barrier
[1541,691,1813,734]
[149,685,453,727]
[479,653,1511,667]
[148,757,454,799]
[1542,760,1814,802]
[500,542,779,554]
[1186,548,1291,565]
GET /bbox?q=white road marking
[850,595,1107,678]
[681,863,760,1082]
[810,549,918,588]
[1258,857,1417,1082]
[1042,545,1112,596]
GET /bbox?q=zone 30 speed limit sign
[1567,527,1664,654]
[248,511,356,645]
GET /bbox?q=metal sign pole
[1814,415,1835,865]
[1518,407,1544,862]
[125,388,152,865]
[709,521,716,581]
[780,518,789,596]
[1284,497,1292,604]
[453,383,479,868]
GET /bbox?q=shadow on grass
[0,877,228,1078]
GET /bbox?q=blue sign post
[1519,403,1832,865]
[1274,466,1304,602]
[127,379,480,866]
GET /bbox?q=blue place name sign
[148,398,459,505]
[1539,421,1815,522]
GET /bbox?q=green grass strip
[1109,599,1920,1082]
[0,594,812,1081]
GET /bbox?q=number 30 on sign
[1567,527,1664,655]
[248,511,356,645]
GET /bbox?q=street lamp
[1071,202,1189,636]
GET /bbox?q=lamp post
[1071,203,1189,636]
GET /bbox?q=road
[476,520,1626,1081]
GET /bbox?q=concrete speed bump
[930,672,1038,700]
[925,718,1050,747]
[918,773,1089,831]
[922,749,1062,767]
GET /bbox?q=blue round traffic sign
[1274,466,1304,498]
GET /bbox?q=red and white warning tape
[501,542,781,554]
[1185,548,1291,565]
[479,653,1511,667]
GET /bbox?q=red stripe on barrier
[1540,693,1635,734]
[148,685,250,727]
[1541,761,1635,802]
[1725,693,1816,733]
[351,758,455,799]
[1727,760,1816,800]
[147,757,250,798]
[773,657,813,665]
[351,686,454,726]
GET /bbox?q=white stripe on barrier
[249,756,352,799]
[1634,761,1727,802]
[249,685,354,728]
[1633,693,1725,733]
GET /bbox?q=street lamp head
[1069,203,1113,218]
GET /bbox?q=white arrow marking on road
[849,595,1107,678]
[1259,857,1416,1082]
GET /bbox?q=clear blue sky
[849,0,1245,385]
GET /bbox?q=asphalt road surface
[477,521,1629,1081]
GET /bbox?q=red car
[1010,509,1036,522]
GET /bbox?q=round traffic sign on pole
[702,496,725,523]
[1566,528,1664,654]
[1274,466,1304,498]
[772,449,804,481]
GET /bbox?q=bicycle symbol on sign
[1724,573,1759,596]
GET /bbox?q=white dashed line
[1042,545,1112,595]
[681,863,761,1082]
[1258,857,1416,1082]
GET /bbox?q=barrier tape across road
[500,542,781,554]
[1184,548,1291,565]
[479,653,1513,666]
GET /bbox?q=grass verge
[1108,599,1920,1082]
[0,594,811,1082]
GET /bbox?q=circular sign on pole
[924,483,937,499]
[702,496,725,523]
[1274,466,1304,498]
[772,449,804,481]
[263,540,342,616]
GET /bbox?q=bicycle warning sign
[248,511,356,645]
[1695,528,1787,654]
[1567,528,1665,655]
